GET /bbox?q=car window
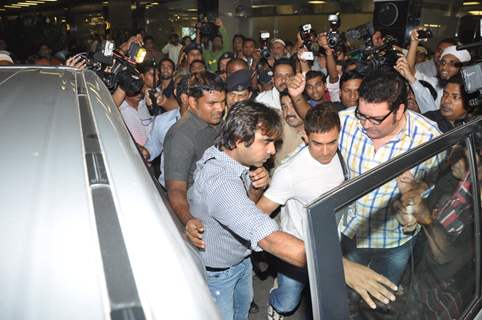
[336,141,479,319]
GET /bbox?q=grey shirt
[188,146,279,268]
[163,111,221,188]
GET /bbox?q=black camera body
[299,24,313,51]
[327,14,341,49]
[260,31,271,59]
[198,19,219,41]
[357,35,400,75]
[417,29,433,41]
[79,41,145,93]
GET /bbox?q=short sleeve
[163,128,195,183]
[264,165,293,206]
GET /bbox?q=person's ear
[188,96,197,112]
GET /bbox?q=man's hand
[137,144,151,164]
[409,26,428,43]
[250,167,270,190]
[288,73,306,99]
[185,218,205,249]
[343,258,397,309]
[394,56,416,84]
[65,55,87,70]
[119,34,143,55]
[317,32,332,53]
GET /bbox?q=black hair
[340,70,364,88]
[216,101,282,150]
[273,58,294,74]
[174,74,190,105]
[304,103,341,134]
[160,57,175,71]
[189,59,207,73]
[359,71,407,112]
[243,38,256,46]
[143,35,154,42]
[233,34,245,42]
[187,72,225,98]
[444,74,472,113]
[438,37,457,47]
[306,70,327,83]
[137,61,157,75]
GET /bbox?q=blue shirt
[188,146,279,268]
[144,108,181,187]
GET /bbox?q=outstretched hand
[343,258,398,309]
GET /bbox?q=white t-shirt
[264,146,345,240]
[161,43,182,65]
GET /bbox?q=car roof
[0,66,219,320]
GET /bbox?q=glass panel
[337,142,478,320]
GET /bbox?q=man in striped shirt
[337,71,443,286]
[188,102,305,319]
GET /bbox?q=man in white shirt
[255,58,294,111]
[255,105,344,319]
[162,33,183,66]
[119,90,153,146]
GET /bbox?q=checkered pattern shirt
[188,146,279,268]
[338,108,443,249]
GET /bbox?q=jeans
[341,234,416,284]
[206,258,253,320]
[269,261,307,314]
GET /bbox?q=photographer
[200,18,230,73]
[406,27,471,109]
[161,33,183,67]
[176,43,203,77]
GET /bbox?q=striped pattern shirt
[188,146,279,268]
[338,108,443,249]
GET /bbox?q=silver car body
[0,66,220,320]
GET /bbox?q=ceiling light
[469,10,482,14]
[308,1,326,3]
[464,1,480,5]
[13,3,33,6]
[251,4,276,8]
[187,8,197,11]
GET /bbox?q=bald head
[226,58,249,76]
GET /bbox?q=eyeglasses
[355,106,395,125]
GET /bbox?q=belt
[205,256,249,272]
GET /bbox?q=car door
[305,117,482,320]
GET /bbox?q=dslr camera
[299,24,314,60]
[197,16,219,41]
[327,14,342,49]
[357,35,400,75]
[259,31,271,59]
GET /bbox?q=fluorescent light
[469,10,482,14]
[464,1,480,5]
[187,8,197,11]
[251,4,276,8]
[308,1,326,3]
[5,4,23,7]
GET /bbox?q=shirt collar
[210,146,249,177]
[187,110,214,130]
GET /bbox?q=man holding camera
[161,33,183,66]
[201,18,230,73]
[255,58,294,111]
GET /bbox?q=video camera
[327,14,342,49]
[197,16,219,41]
[259,31,271,59]
[76,40,146,95]
[356,35,400,75]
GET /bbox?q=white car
[0,66,220,320]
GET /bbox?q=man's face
[372,31,384,47]
[190,90,226,125]
[187,50,202,65]
[213,36,223,50]
[144,39,155,50]
[340,79,362,107]
[271,42,286,60]
[233,37,244,52]
[438,54,461,80]
[273,64,294,92]
[305,76,326,102]
[218,58,230,81]
[434,42,452,64]
[441,83,466,122]
[357,99,403,140]
[160,61,174,79]
[236,130,278,167]
[307,127,340,165]
[190,61,206,74]
[141,68,159,89]
[281,95,303,128]
[243,41,255,58]
[227,89,251,109]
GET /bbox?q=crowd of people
[2,18,482,320]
